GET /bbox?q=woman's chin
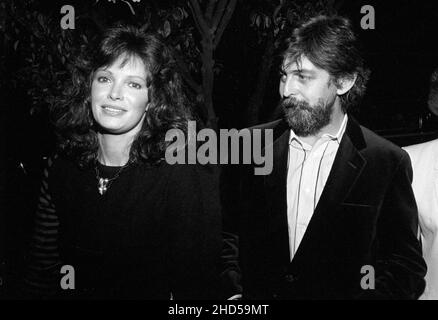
[96,124,125,135]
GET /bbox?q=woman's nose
[108,83,123,100]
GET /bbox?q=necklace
[95,162,130,195]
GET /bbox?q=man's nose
[108,82,124,100]
[281,76,298,98]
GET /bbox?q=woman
[23,25,222,299]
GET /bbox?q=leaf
[13,40,19,51]
[173,8,183,21]
[250,12,257,25]
[256,15,261,27]
[163,20,171,38]
[37,14,44,27]
[265,16,270,28]
[182,7,189,18]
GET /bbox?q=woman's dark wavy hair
[52,25,194,167]
[281,15,370,112]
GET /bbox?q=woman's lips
[101,105,126,115]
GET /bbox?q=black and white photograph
[1,0,438,309]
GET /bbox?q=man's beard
[281,96,334,137]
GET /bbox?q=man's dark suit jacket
[226,116,426,299]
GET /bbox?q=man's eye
[298,74,309,81]
[279,72,287,82]
[129,82,142,89]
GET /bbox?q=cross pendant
[98,178,109,195]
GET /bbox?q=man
[404,138,438,300]
[403,69,438,299]
[236,15,426,299]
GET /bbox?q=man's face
[279,55,339,136]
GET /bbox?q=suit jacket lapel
[262,117,368,268]
[290,116,368,265]
[314,117,367,210]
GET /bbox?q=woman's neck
[97,133,133,166]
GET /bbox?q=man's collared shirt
[286,114,348,261]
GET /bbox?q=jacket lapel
[313,117,367,210]
[290,117,368,264]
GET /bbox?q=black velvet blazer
[235,117,426,299]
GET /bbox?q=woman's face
[91,55,150,136]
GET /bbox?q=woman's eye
[129,82,142,89]
[97,76,109,83]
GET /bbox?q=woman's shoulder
[163,161,218,178]
[155,161,220,196]
[42,153,85,181]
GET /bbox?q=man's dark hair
[52,25,193,167]
[282,15,370,111]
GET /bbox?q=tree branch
[206,0,218,24]
[213,0,237,49]
[334,0,346,12]
[211,0,228,33]
[273,0,285,19]
[188,0,210,38]
[174,50,202,94]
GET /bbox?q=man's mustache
[281,97,311,110]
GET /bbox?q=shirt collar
[289,113,348,147]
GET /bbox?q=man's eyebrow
[291,68,316,75]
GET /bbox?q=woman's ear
[336,74,357,96]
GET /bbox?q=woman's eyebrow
[127,75,147,82]
[95,69,111,74]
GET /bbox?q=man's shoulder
[359,126,400,149]
[356,124,408,162]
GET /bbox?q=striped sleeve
[22,156,61,297]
